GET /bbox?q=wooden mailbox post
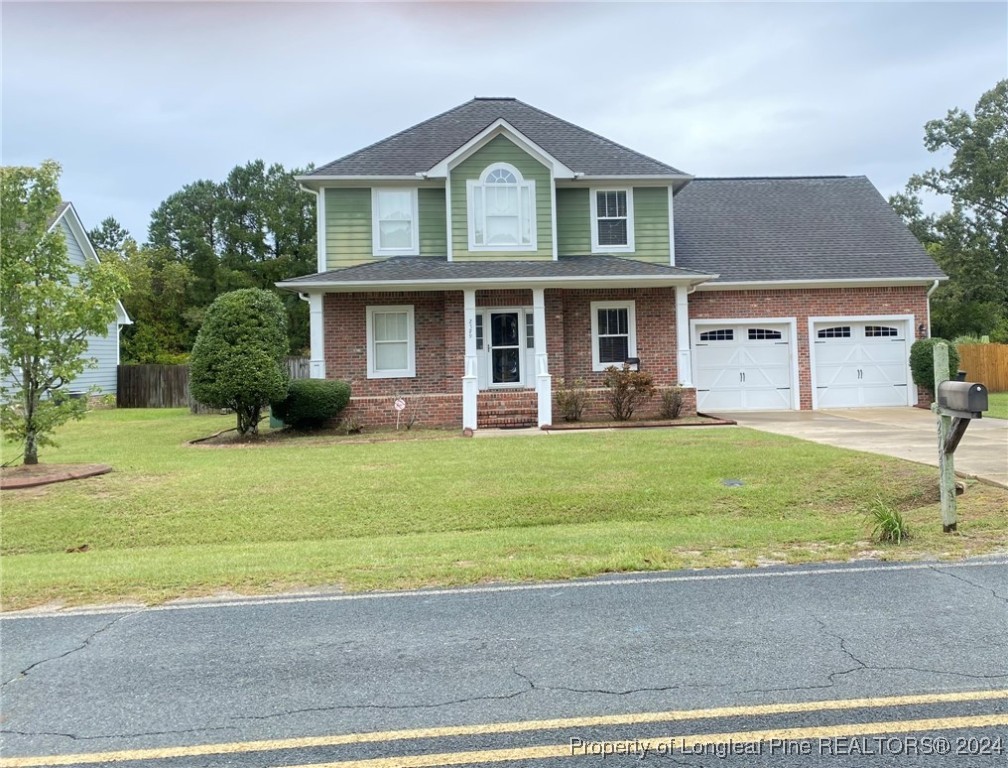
[931,342,990,532]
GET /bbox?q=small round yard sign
[394,398,406,412]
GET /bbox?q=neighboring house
[1,202,131,398]
[278,98,945,429]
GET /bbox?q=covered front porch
[279,255,714,431]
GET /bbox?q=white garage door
[813,321,911,408]
[693,322,793,411]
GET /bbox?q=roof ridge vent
[473,96,517,101]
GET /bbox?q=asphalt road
[2,559,1007,767]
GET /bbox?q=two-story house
[279,98,945,430]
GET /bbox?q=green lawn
[2,409,1006,610]
[987,391,1008,419]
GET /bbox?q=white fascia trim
[564,174,694,182]
[694,277,946,291]
[315,187,327,272]
[426,120,576,178]
[278,273,717,293]
[297,175,424,185]
[589,187,635,254]
[371,187,420,257]
[667,185,676,267]
[807,314,915,410]
[51,203,132,325]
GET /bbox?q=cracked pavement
[1,559,1006,761]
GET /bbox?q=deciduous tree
[0,161,126,464]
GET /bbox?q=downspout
[925,279,940,338]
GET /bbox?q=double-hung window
[590,300,637,371]
[372,188,419,256]
[366,306,415,378]
[467,163,536,251]
[590,188,634,253]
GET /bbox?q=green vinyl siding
[556,188,591,256]
[556,185,670,263]
[631,187,670,263]
[325,186,448,268]
[325,188,372,269]
[418,188,447,256]
[450,135,552,260]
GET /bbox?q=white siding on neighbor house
[59,219,121,395]
[0,218,121,400]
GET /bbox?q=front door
[488,311,522,385]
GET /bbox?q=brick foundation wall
[689,286,930,410]
[342,393,462,429]
[554,385,698,422]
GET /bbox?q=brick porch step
[477,392,538,429]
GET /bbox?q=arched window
[467,163,536,250]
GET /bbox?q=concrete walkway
[720,407,1008,488]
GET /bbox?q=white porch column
[675,284,692,386]
[306,293,326,379]
[462,289,478,431]
[533,288,552,427]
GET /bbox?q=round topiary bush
[271,379,351,429]
[909,337,961,389]
[189,289,289,436]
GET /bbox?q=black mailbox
[937,381,989,416]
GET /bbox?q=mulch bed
[545,414,736,431]
[1,464,112,490]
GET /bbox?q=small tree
[189,288,288,436]
[0,161,126,465]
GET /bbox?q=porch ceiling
[277,255,716,293]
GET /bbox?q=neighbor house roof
[673,176,947,284]
[278,254,713,292]
[304,97,687,178]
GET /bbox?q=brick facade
[689,286,931,409]
[323,284,932,427]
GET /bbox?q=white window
[372,188,419,256]
[590,300,637,371]
[590,188,635,253]
[366,305,415,378]
[466,163,536,251]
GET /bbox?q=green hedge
[271,379,351,429]
[909,338,960,389]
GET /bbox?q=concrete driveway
[720,407,1008,488]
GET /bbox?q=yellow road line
[2,689,1007,767]
[278,713,1008,768]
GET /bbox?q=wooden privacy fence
[957,344,1008,392]
[117,358,312,408]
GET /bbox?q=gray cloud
[3,1,1005,240]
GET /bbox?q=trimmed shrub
[189,289,289,436]
[603,365,656,421]
[554,377,588,422]
[271,379,351,429]
[909,338,960,389]
[659,387,685,419]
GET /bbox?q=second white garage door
[812,320,913,408]
[693,321,794,411]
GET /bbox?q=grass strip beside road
[2,409,1007,610]
[986,391,1008,419]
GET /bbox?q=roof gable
[49,202,132,325]
[304,98,689,180]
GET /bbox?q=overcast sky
[3,1,1006,242]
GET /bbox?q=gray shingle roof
[674,176,946,282]
[306,98,687,178]
[279,255,711,289]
